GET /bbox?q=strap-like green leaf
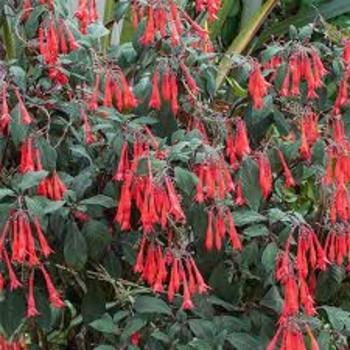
[216,0,278,91]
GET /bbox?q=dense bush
[0,0,350,349]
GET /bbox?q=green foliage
[0,1,349,350]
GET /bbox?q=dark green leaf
[243,224,269,237]
[82,282,106,324]
[80,195,115,208]
[174,167,198,196]
[64,222,88,271]
[133,296,172,316]
[83,220,112,261]
[226,333,260,350]
[0,290,26,336]
[121,317,146,342]
[19,171,48,191]
[259,286,283,313]
[89,314,116,334]
[240,157,262,211]
[233,210,266,227]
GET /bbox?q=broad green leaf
[9,66,26,90]
[226,333,260,350]
[82,282,106,324]
[188,339,213,350]
[113,310,129,323]
[0,290,26,336]
[0,188,15,200]
[320,306,350,332]
[34,291,52,331]
[261,242,278,273]
[174,167,198,196]
[83,220,112,261]
[259,286,283,313]
[188,319,216,341]
[121,317,146,342]
[239,157,263,211]
[44,200,65,214]
[88,22,110,39]
[64,222,88,271]
[38,137,57,171]
[80,195,115,208]
[133,296,172,316]
[89,314,116,334]
[233,210,266,227]
[243,224,269,237]
[316,265,345,302]
[19,171,48,192]
[151,331,171,344]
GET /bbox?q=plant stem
[103,0,115,51]
[3,18,15,60]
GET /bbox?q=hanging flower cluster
[0,208,64,316]
[114,133,184,232]
[74,0,98,34]
[195,0,222,21]
[0,336,28,350]
[18,137,67,199]
[226,118,251,169]
[37,19,79,84]
[268,318,319,350]
[132,0,210,47]
[134,235,209,308]
[8,0,350,348]
[149,62,200,115]
[205,205,241,251]
[249,46,328,109]
[268,225,328,348]
[86,70,138,113]
[193,156,234,202]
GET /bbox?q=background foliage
[0,0,350,350]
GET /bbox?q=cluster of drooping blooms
[248,62,271,109]
[86,70,138,113]
[193,155,234,202]
[23,0,54,19]
[0,209,64,317]
[114,133,184,233]
[74,0,98,34]
[19,137,67,200]
[276,149,295,188]
[280,49,328,98]
[268,225,328,349]
[132,0,210,47]
[0,86,11,135]
[249,46,328,110]
[323,117,350,224]
[195,0,222,21]
[332,39,350,115]
[324,224,350,269]
[298,110,319,161]
[226,118,251,170]
[38,20,79,64]
[80,108,96,145]
[267,318,319,350]
[256,151,273,200]
[0,335,28,350]
[37,19,79,84]
[134,235,209,308]
[149,62,200,115]
[205,205,241,251]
